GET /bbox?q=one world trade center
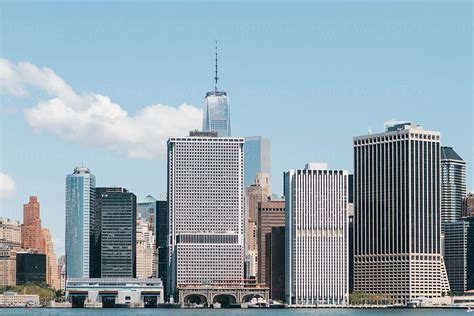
[202,42,231,137]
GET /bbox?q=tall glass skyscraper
[202,42,231,137]
[202,92,230,137]
[244,136,271,189]
[65,166,98,279]
[441,146,466,228]
[444,218,474,293]
[97,187,136,278]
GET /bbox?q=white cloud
[0,59,202,159]
[0,173,16,199]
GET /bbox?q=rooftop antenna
[214,40,218,93]
[368,126,372,134]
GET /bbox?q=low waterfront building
[0,292,40,307]
[178,281,269,307]
[66,278,164,308]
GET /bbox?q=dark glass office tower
[97,187,136,278]
[16,252,46,285]
[353,121,450,304]
[156,199,169,297]
[445,217,474,293]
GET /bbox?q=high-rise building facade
[167,132,244,296]
[353,121,450,304]
[57,255,66,290]
[348,174,354,294]
[0,245,17,286]
[202,91,230,137]
[441,146,466,228]
[444,217,474,293]
[21,196,45,252]
[156,199,169,297]
[97,187,136,278]
[245,172,272,279]
[265,226,285,301]
[65,166,97,279]
[284,163,348,306]
[463,193,474,218]
[244,137,271,188]
[257,200,285,285]
[136,217,156,278]
[16,251,46,285]
[202,44,230,137]
[42,228,60,289]
[137,195,158,235]
[0,217,21,248]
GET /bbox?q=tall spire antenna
[214,40,218,93]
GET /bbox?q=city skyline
[1,1,472,257]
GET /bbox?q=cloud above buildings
[0,173,16,200]
[0,59,202,159]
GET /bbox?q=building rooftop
[73,166,90,174]
[138,195,157,204]
[189,130,218,137]
[384,120,421,132]
[441,146,464,162]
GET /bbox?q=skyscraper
[245,172,272,279]
[202,43,231,137]
[266,226,285,301]
[353,121,450,304]
[0,217,21,248]
[65,166,97,279]
[137,195,158,235]
[97,187,136,278]
[42,228,60,289]
[463,193,474,218]
[444,217,474,293]
[16,251,46,286]
[441,146,466,228]
[156,199,169,297]
[21,196,45,252]
[244,137,271,188]
[167,132,244,296]
[136,216,156,278]
[0,245,17,286]
[257,199,285,285]
[284,163,348,306]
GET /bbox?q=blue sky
[1,1,472,255]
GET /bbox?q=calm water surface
[0,308,468,316]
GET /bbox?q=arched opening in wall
[184,294,208,306]
[212,294,237,308]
